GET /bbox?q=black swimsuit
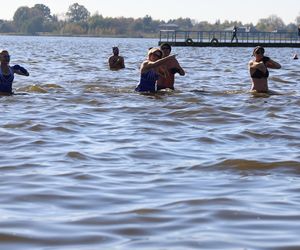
[251,57,270,79]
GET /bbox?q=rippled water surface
[1,36,300,250]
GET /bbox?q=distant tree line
[0,3,299,36]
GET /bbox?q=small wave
[0,233,33,244]
[112,208,163,215]
[66,151,88,160]
[83,84,134,94]
[17,85,48,93]
[41,83,64,89]
[16,83,66,94]
[212,159,300,172]
[2,120,33,129]
[28,124,47,132]
[269,76,291,83]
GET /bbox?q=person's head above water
[147,48,163,61]
[160,43,171,51]
[252,46,265,56]
[160,43,172,57]
[0,50,10,64]
[112,47,119,56]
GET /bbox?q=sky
[1,0,300,25]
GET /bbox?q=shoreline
[0,32,157,39]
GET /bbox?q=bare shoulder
[141,60,149,66]
[248,60,255,68]
[166,57,180,67]
[140,60,149,72]
[108,55,115,62]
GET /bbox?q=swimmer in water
[108,47,125,70]
[248,46,281,93]
[135,47,176,92]
[157,43,185,90]
[0,50,29,95]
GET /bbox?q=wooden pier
[158,30,300,47]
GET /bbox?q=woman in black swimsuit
[249,46,281,93]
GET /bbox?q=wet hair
[160,43,172,51]
[253,46,265,56]
[112,47,119,53]
[0,50,9,55]
[0,50,10,61]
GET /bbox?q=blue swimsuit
[0,65,28,94]
[0,66,14,93]
[135,70,159,92]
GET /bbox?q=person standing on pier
[231,26,238,43]
[157,43,185,90]
[249,46,281,93]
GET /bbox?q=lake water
[1,35,300,250]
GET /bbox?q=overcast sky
[1,0,299,24]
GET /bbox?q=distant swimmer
[0,50,29,95]
[108,47,125,70]
[157,43,185,90]
[249,46,281,93]
[135,47,176,92]
[293,53,298,60]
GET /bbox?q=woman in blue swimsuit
[0,50,29,95]
[135,47,176,92]
[249,46,281,93]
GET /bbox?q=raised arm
[173,58,185,76]
[12,65,29,76]
[265,58,281,69]
[141,55,176,73]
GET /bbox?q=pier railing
[158,30,300,47]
